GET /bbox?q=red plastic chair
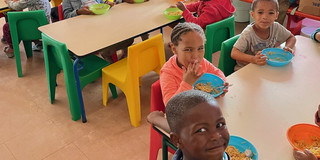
[149,80,175,160]
[58,4,64,21]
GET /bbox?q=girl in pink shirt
[160,22,229,105]
[175,0,235,30]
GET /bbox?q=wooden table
[154,36,320,159]
[0,1,10,13]
[217,35,320,159]
[39,0,178,56]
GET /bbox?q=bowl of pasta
[287,123,320,158]
[163,7,183,20]
[226,135,258,160]
[261,48,293,67]
[89,4,110,15]
[193,73,225,98]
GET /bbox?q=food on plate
[167,10,183,16]
[226,146,253,160]
[294,136,320,157]
[194,82,220,94]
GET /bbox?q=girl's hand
[105,1,115,7]
[293,149,317,160]
[182,60,204,86]
[176,1,186,11]
[252,51,267,66]
[284,46,295,55]
[77,6,95,15]
[217,82,229,98]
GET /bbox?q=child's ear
[170,43,178,55]
[275,11,279,20]
[170,132,184,149]
[250,11,254,19]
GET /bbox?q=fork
[215,84,233,90]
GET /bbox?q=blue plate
[261,48,293,67]
[228,135,258,160]
[193,73,224,97]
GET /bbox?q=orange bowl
[287,123,320,158]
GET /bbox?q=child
[231,0,296,71]
[174,0,235,30]
[160,22,228,105]
[311,28,320,43]
[293,104,320,160]
[147,90,231,160]
[2,0,51,58]
[63,0,115,19]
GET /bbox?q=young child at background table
[160,22,228,105]
[147,90,231,160]
[293,105,320,160]
[2,0,51,58]
[311,28,320,43]
[230,0,296,71]
[174,0,235,30]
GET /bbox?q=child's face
[172,102,229,160]
[250,1,279,30]
[171,31,204,68]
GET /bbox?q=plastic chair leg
[109,83,118,99]
[102,75,110,106]
[13,44,22,77]
[48,69,58,103]
[149,126,163,160]
[23,40,33,58]
[125,85,141,127]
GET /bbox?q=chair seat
[78,54,109,77]
[102,58,128,84]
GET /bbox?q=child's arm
[315,105,320,126]
[179,2,222,29]
[283,34,296,55]
[6,0,27,10]
[147,111,171,133]
[293,149,317,160]
[231,47,267,66]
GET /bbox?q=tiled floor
[0,17,247,160]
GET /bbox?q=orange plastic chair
[102,33,166,127]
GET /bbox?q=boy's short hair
[251,0,279,11]
[171,22,206,46]
[165,90,218,133]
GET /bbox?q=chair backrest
[218,35,240,77]
[8,10,48,42]
[151,80,165,112]
[51,0,63,7]
[58,4,64,21]
[204,15,235,63]
[127,33,166,78]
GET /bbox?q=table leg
[73,58,87,123]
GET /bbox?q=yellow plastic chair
[50,0,62,7]
[102,33,166,127]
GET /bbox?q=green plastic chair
[41,33,118,122]
[8,10,48,77]
[204,15,235,63]
[218,35,240,77]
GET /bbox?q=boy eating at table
[147,90,231,160]
[230,0,296,71]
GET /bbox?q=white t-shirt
[233,22,291,70]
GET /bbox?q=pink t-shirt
[182,0,235,30]
[160,55,226,105]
